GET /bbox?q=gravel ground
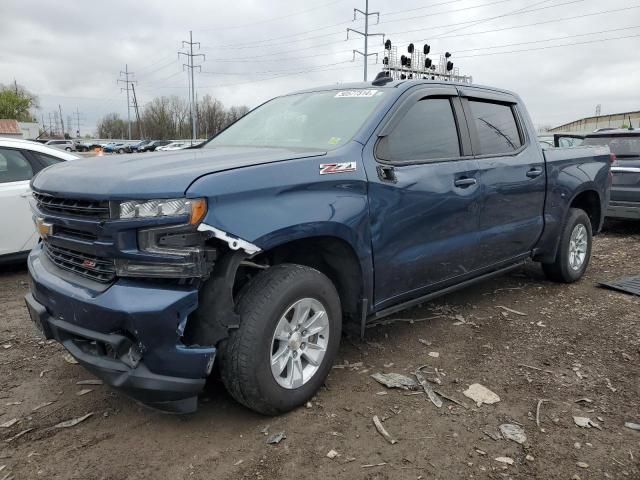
[0,221,638,480]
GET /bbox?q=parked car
[130,140,152,152]
[73,141,91,152]
[102,143,130,154]
[138,140,171,152]
[584,129,639,220]
[44,140,76,152]
[0,138,77,264]
[157,141,188,151]
[538,133,585,148]
[25,79,610,415]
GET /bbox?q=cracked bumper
[26,245,215,413]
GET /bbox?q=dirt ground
[1,222,639,480]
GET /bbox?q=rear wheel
[220,264,341,415]
[542,208,592,283]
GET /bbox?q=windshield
[205,89,387,151]
[583,135,640,157]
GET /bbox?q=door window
[468,100,523,155]
[377,98,461,162]
[0,148,33,183]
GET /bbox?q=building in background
[0,119,40,139]
[549,109,640,133]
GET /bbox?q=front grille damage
[43,242,116,283]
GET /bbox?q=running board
[369,260,527,324]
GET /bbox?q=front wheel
[220,264,341,415]
[542,208,592,283]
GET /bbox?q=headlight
[118,198,207,225]
[115,224,216,278]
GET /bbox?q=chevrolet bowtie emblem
[35,218,53,238]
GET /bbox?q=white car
[0,138,78,263]
[156,141,188,151]
[44,139,76,152]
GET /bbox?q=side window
[31,151,63,167]
[0,148,33,184]
[468,100,523,155]
[377,97,461,162]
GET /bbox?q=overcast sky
[1,0,639,135]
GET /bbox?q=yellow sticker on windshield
[328,137,341,145]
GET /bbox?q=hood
[32,146,326,199]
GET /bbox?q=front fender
[187,144,374,301]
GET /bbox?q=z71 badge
[319,162,357,175]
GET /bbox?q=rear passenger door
[460,90,545,268]
[0,148,37,256]
[365,87,481,308]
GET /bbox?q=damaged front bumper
[26,245,215,413]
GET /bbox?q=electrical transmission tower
[74,107,82,137]
[347,0,385,81]
[179,31,205,143]
[118,64,137,140]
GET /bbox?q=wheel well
[570,190,601,233]
[251,236,363,322]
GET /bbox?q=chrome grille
[43,243,116,283]
[34,193,110,219]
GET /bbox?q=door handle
[454,177,477,188]
[526,168,543,178]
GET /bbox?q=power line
[448,24,640,54]
[202,0,586,63]
[348,0,385,81]
[199,0,344,31]
[387,0,584,46]
[431,5,640,41]
[453,31,640,58]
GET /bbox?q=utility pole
[131,83,144,140]
[118,64,137,140]
[179,31,205,144]
[347,1,385,81]
[48,113,53,138]
[58,105,66,139]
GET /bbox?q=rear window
[583,135,640,157]
[468,100,523,155]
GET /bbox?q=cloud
[1,0,638,134]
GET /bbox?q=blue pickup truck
[25,78,611,414]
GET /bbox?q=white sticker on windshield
[335,89,378,98]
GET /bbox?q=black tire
[542,208,592,283]
[117,148,125,154]
[220,264,342,415]
[65,147,72,151]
